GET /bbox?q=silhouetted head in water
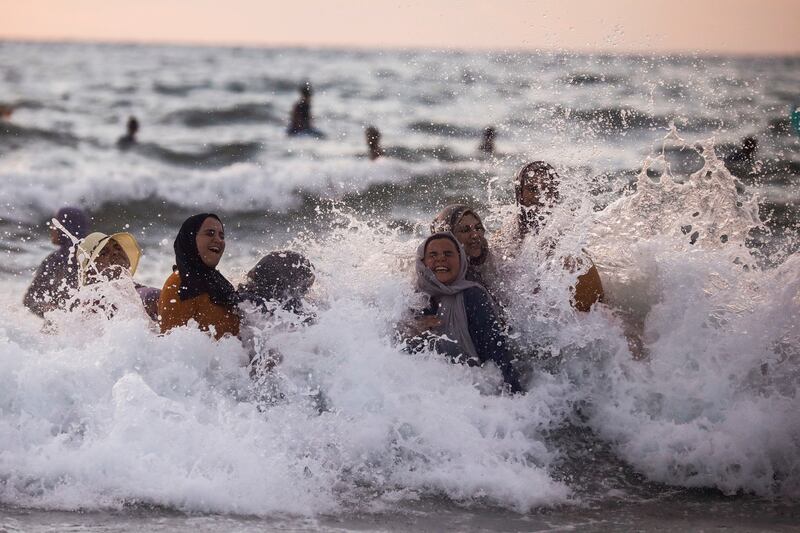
[127,116,139,137]
[479,127,495,155]
[514,161,561,235]
[365,126,383,160]
[118,116,139,147]
[50,207,90,248]
[239,251,315,313]
[431,205,489,266]
[300,81,312,99]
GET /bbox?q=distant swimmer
[792,106,800,137]
[0,105,12,120]
[478,127,496,156]
[23,207,90,317]
[287,82,324,137]
[365,125,383,160]
[117,116,139,148]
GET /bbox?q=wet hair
[127,116,139,135]
[239,251,315,311]
[430,204,480,234]
[300,81,312,98]
[742,136,757,152]
[513,161,560,205]
[422,233,461,259]
[430,204,488,265]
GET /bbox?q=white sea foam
[0,225,573,515]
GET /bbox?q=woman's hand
[398,315,442,339]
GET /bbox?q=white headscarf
[415,232,483,361]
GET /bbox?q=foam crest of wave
[0,225,572,515]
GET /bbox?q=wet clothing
[414,232,522,393]
[23,207,90,317]
[23,247,80,317]
[421,287,522,393]
[135,284,161,322]
[159,271,240,339]
[159,213,239,339]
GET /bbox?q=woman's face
[519,172,558,210]
[94,239,130,280]
[196,217,225,268]
[423,237,460,285]
[452,213,486,259]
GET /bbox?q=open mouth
[208,245,222,254]
[434,266,450,273]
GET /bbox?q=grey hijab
[415,232,482,360]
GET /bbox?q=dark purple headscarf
[53,207,90,247]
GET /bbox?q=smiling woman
[158,213,240,339]
[400,232,523,393]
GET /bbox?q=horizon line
[2,35,799,60]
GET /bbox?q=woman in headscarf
[238,251,315,316]
[431,204,497,287]
[76,231,160,321]
[402,232,522,393]
[497,161,603,312]
[24,207,90,317]
[238,251,316,378]
[158,213,239,339]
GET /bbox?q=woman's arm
[573,264,604,312]
[464,287,523,393]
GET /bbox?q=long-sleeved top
[423,286,522,393]
[158,271,240,339]
[23,247,79,317]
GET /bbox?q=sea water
[0,42,798,531]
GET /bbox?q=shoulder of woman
[463,285,492,308]
[161,270,181,290]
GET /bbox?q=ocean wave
[161,103,280,128]
[406,121,483,138]
[0,122,79,148]
[152,81,211,96]
[560,72,627,86]
[132,141,262,168]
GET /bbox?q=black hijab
[173,213,237,307]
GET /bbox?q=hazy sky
[1,0,798,55]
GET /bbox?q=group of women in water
[24,160,604,394]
